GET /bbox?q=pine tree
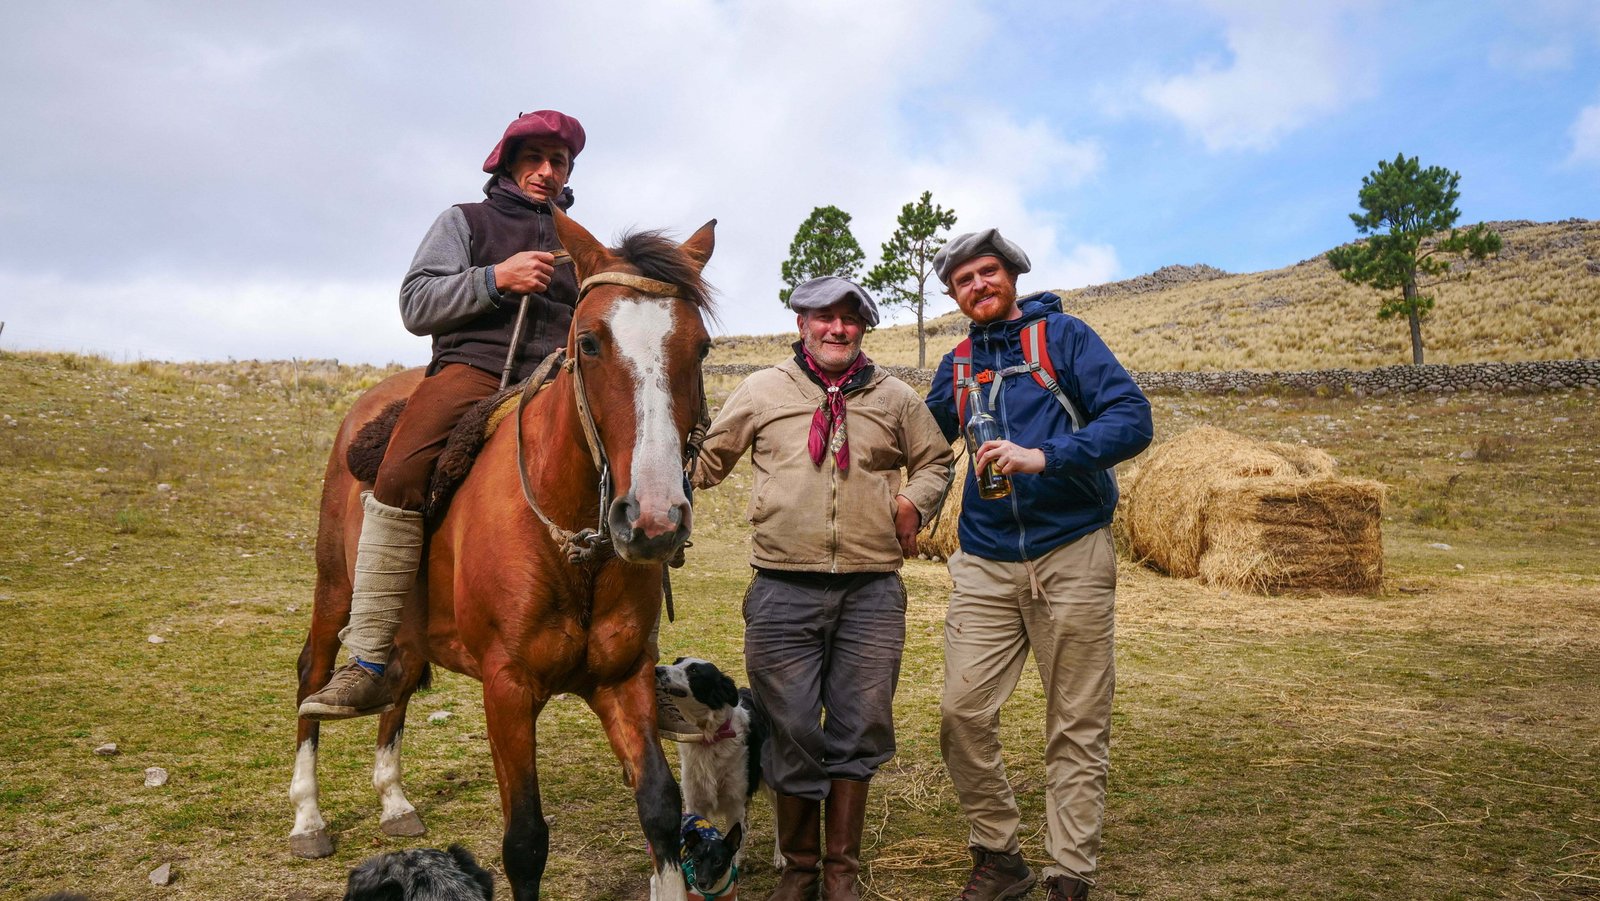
[864,191,958,367]
[1327,153,1502,365]
[778,206,866,306]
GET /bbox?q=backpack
[952,317,1086,432]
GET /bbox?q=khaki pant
[940,528,1117,883]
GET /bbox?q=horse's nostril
[667,506,683,526]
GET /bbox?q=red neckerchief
[800,347,871,471]
[704,718,738,745]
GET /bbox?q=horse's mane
[612,230,716,318]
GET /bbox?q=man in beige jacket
[695,276,953,901]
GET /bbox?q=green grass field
[2,350,1595,899]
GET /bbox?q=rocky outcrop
[1071,263,1232,299]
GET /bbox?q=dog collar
[705,717,737,745]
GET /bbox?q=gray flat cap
[787,276,881,327]
[933,228,1032,285]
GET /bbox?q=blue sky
[1,0,1596,366]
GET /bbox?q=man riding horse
[298,109,586,720]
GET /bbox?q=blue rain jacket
[926,293,1153,562]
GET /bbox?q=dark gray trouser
[743,570,907,800]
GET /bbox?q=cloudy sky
[2,0,1597,366]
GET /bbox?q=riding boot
[821,779,869,901]
[298,491,422,720]
[767,793,822,901]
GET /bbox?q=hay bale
[1122,426,1384,594]
[916,445,966,561]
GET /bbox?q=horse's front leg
[483,664,551,901]
[591,664,687,901]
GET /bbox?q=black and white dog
[655,656,771,868]
[343,844,494,900]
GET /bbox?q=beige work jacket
[695,359,954,573]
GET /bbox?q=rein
[512,270,712,573]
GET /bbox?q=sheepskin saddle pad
[344,378,546,520]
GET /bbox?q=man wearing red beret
[299,110,587,720]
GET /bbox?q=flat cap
[482,110,586,173]
[787,276,880,327]
[933,228,1032,285]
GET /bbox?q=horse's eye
[698,342,711,360]
[578,334,601,357]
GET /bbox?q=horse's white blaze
[608,298,686,510]
[373,741,416,824]
[289,738,326,837]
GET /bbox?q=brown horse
[289,210,716,901]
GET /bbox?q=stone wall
[705,359,1600,396]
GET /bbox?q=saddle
[345,378,545,521]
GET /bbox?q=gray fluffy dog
[343,844,494,901]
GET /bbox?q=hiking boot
[656,684,703,742]
[298,661,395,720]
[1043,874,1090,901]
[953,846,1035,901]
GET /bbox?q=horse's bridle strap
[578,271,684,302]
[514,349,609,564]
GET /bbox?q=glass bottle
[963,383,1012,500]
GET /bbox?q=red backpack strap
[952,337,974,423]
[1019,319,1085,431]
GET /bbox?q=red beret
[481,110,586,173]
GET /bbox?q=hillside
[709,219,1600,371]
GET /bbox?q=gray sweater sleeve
[398,207,500,337]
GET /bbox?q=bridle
[512,271,711,571]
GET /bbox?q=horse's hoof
[380,810,426,837]
[289,829,334,859]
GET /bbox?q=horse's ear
[550,205,615,279]
[679,219,716,274]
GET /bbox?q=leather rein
[512,271,711,572]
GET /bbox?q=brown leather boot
[821,779,869,900]
[768,793,821,901]
[1043,874,1091,900]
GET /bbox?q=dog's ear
[343,858,405,901]
[710,671,738,710]
[724,821,743,854]
[682,828,703,853]
[447,844,495,900]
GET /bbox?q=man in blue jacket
[925,229,1152,901]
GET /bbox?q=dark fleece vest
[431,178,579,382]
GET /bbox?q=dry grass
[1,350,1597,900]
[710,219,1600,371]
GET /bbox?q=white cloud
[0,271,417,365]
[0,0,1124,361]
[1568,101,1600,165]
[1141,0,1379,151]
